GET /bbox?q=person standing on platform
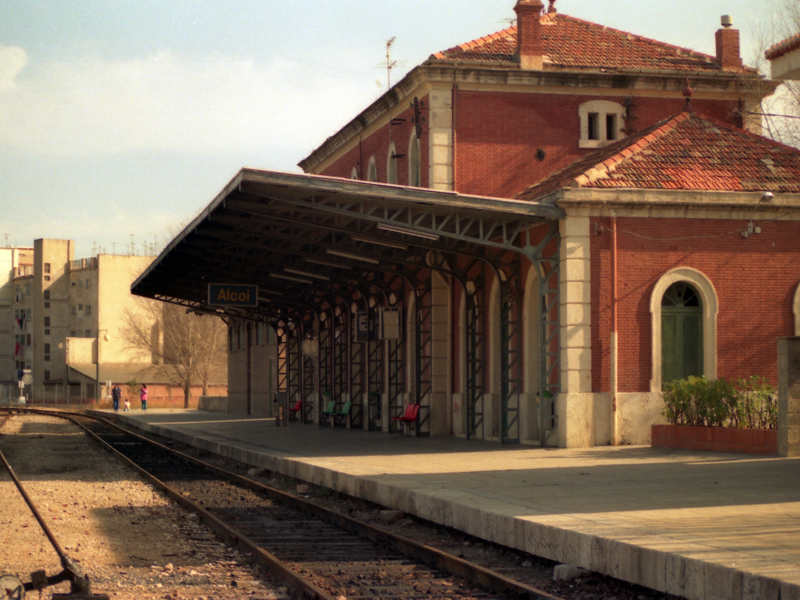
[111,384,121,412]
[139,384,148,411]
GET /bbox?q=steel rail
[3,408,563,600]
[63,413,336,600]
[0,441,109,598]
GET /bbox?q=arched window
[793,282,800,335]
[387,142,398,184]
[579,100,626,149]
[367,156,377,182]
[408,133,421,187]
[661,283,703,386]
[650,268,717,392]
[350,166,359,180]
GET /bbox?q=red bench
[287,398,302,421]
[391,403,420,436]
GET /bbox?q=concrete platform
[91,409,800,600]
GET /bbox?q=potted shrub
[653,376,778,455]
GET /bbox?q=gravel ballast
[0,413,281,600]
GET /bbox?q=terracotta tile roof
[766,32,800,61]
[516,112,800,200]
[431,13,756,73]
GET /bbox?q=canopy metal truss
[132,169,564,443]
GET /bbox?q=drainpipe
[610,217,619,445]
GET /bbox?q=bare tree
[756,0,800,147]
[122,299,228,408]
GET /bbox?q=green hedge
[662,375,776,429]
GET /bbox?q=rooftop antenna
[385,37,397,90]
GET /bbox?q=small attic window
[588,113,600,140]
[606,114,618,140]
[580,100,625,148]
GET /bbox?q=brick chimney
[715,15,742,70]
[515,0,545,70]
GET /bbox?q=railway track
[2,408,563,600]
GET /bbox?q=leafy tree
[122,300,227,408]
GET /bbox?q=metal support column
[349,312,365,429]
[332,312,347,415]
[276,325,288,408]
[414,278,432,436]
[301,344,315,424]
[540,256,561,446]
[465,277,486,440]
[367,308,383,431]
[286,328,302,414]
[318,315,333,420]
[500,259,523,444]
[387,310,405,432]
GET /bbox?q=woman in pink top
[139,384,148,411]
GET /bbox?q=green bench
[320,399,336,426]
[320,399,352,427]
[332,401,352,427]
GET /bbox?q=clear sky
[0,0,787,258]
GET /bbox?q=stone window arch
[793,282,800,335]
[387,142,398,184]
[579,100,625,149]
[650,267,717,392]
[408,132,421,187]
[367,156,377,182]
[350,166,359,180]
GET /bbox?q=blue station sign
[208,284,258,307]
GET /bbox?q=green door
[662,283,703,387]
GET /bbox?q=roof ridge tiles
[430,13,759,74]
[554,14,716,61]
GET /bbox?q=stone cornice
[549,188,800,219]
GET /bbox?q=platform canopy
[131,169,563,323]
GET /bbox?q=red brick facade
[452,92,740,198]
[591,217,798,393]
[319,90,742,199]
[317,102,427,188]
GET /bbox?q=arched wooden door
[661,282,703,387]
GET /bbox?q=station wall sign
[208,284,258,307]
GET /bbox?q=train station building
[132,0,800,447]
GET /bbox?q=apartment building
[1,239,159,402]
